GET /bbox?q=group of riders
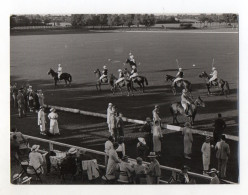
[54,52,219,116]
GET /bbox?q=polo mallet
[211,58,215,68]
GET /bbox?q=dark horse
[48,68,72,87]
[110,75,134,96]
[165,74,192,95]
[170,96,205,125]
[131,76,149,93]
[199,71,230,96]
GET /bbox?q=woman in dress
[182,122,193,159]
[152,120,163,156]
[48,108,60,135]
[38,106,46,135]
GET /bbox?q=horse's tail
[144,77,148,86]
[69,74,72,82]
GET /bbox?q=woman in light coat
[152,120,163,155]
[38,106,46,135]
[182,122,193,159]
[48,108,60,135]
[201,136,211,175]
[106,142,121,179]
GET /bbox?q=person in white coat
[38,106,46,135]
[208,67,218,85]
[48,108,60,135]
[107,103,113,133]
[57,64,62,79]
[201,136,211,175]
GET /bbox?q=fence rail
[44,104,239,141]
[23,134,235,184]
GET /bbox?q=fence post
[49,142,53,151]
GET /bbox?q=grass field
[10,31,239,182]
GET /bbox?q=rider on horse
[115,69,125,85]
[129,52,136,64]
[181,89,193,116]
[129,65,139,81]
[123,68,131,78]
[173,67,184,86]
[208,67,218,86]
[57,64,62,79]
[98,66,108,83]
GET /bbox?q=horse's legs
[64,80,67,87]
[206,84,211,95]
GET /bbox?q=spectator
[27,86,35,112]
[119,155,134,183]
[116,136,125,159]
[33,90,40,112]
[108,105,117,137]
[28,145,44,174]
[48,108,60,135]
[21,176,32,184]
[60,147,78,178]
[38,106,46,135]
[37,89,45,107]
[107,103,113,134]
[146,152,161,184]
[12,173,21,184]
[182,122,193,159]
[11,135,20,162]
[44,151,56,175]
[201,136,211,175]
[133,157,146,184]
[213,113,226,144]
[104,136,114,166]
[139,117,153,150]
[152,105,161,124]
[215,135,230,178]
[136,137,149,161]
[152,120,163,156]
[10,127,28,153]
[11,83,18,108]
[106,142,121,180]
[116,113,125,139]
[178,165,192,184]
[17,89,26,118]
[208,168,220,184]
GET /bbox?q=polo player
[181,89,193,116]
[209,67,218,86]
[173,67,184,86]
[98,66,108,82]
[130,65,138,81]
[115,69,125,85]
[57,64,62,79]
[129,52,136,64]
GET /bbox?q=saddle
[211,79,218,86]
[101,78,108,83]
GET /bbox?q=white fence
[44,104,239,141]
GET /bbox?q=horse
[198,71,230,96]
[170,96,205,125]
[110,74,134,96]
[125,58,137,69]
[165,74,192,95]
[131,76,149,93]
[94,69,114,92]
[47,68,72,87]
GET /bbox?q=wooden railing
[44,104,239,141]
[23,134,235,184]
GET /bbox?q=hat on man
[208,168,219,174]
[148,152,157,158]
[68,147,77,154]
[138,137,146,145]
[29,85,32,89]
[132,65,136,69]
[103,65,107,69]
[181,165,190,171]
[31,145,40,152]
[146,117,152,122]
[136,157,143,163]
[212,67,216,70]
[179,67,183,71]
[122,155,129,161]
[21,176,32,184]
[206,136,211,142]
[118,69,122,72]
[155,105,159,108]
[50,108,55,112]
[108,103,113,106]
[12,174,21,181]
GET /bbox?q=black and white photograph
[2,0,248,194]
[9,12,239,185]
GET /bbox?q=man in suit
[213,113,226,144]
[215,135,230,178]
